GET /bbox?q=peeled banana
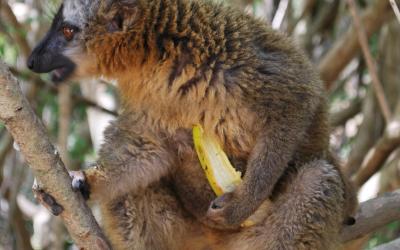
[193,124,270,227]
[192,124,242,196]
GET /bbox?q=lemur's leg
[100,181,184,250]
[70,115,175,202]
[100,181,215,250]
[224,160,346,250]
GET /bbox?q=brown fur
[63,0,357,249]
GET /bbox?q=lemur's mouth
[50,65,75,83]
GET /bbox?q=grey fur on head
[63,0,102,27]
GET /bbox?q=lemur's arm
[72,119,173,202]
[206,89,318,229]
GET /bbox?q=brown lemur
[27,0,357,249]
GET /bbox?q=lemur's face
[27,0,107,83]
[27,5,76,83]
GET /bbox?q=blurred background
[0,0,400,249]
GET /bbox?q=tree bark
[0,61,110,250]
[341,190,400,242]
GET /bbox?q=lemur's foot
[32,181,64,216]
[70,170,91,200]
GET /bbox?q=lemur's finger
[70,171,91,200]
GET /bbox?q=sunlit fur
[55,0,357,249]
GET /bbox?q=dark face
[27,5,80,83]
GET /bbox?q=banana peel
[193,124,270,228]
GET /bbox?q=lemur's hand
[206,190,254,230]
[70,170,91,200]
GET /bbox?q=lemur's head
[27,0,132,83]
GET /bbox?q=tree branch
[319,0,395,89]
[341,190,400,242]
[352,104,400,187]
[390,0,400,24]
[343,89,383,177]
[0,61,110,249]
[330,97,362,127]
[9,67,117,116]
[346,0,392,123]
[0,1,31,58]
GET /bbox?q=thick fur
[30,0,357,249]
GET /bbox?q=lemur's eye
[63,27,75,41]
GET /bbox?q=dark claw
[211,200,223,210]
[209,192,234,211]
[78,181,91,200]
[344,216,356,226]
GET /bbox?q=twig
[0,61,110,249]
[330,98,362,127]
[272,0,289,30]
[51,83,73,249]
[0,2,31,58]
[9,67,118,116]
[58,84,72,168]
[343,90,383,177]
[346,0,392,123]
[0,132,13,172]
[6,158,33,250]
[0,0,41,105]
[287,0,316,34]
[390,0,400,24]
[319,0,394,89]
[352,105,400,187]
[341,190,400,242]
[12,205,33,250]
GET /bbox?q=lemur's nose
[27,56,35,70]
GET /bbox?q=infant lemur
[28,0,357,249]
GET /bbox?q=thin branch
[0,1,31,58]
[287,0,316,34]
[341,190,400,242]
[330,98,362,127]
[0,61,110,249]
[343,90,383,177]
[12,205,33,250]
[352,130,400,187]
[51,83,73,249]
[319,0,394,89]
[390,0,400,24]
[9,67,118,116]
[352,104,400,187]
[58,84,72,168]
[5,158,33,250]
[0,132,13,172]
[272,0,289,30]
[346,0,392,123]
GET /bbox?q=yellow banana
[193,124,269,227]
[193,124,242,196]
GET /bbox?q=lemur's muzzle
[28,32,77,84]
[27,50,76,83]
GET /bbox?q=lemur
[27,0,357,249]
